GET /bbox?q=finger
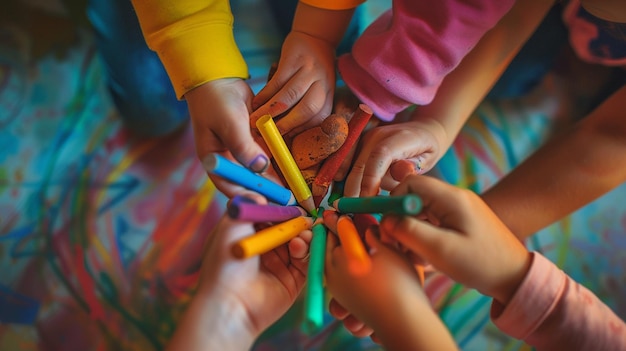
[342,316,374,338]
[261,249,305,295]
[207,173,254,199]
[380,158,422,192]
[288,233,310,260]
[390,159,419,182]
[274,241,291,266]
[252,62,299,110]
[328,298,350,319]
[221,130,271,174]
[343,153,368,198]
[209,168,275,203]
[322,209,339,234]
[288,228,313,261]
[378,170,401,193]
[288,230,312,276]
[194,122,270,174]
[213,215,257,245]
[187,83,271,174]
[276,82,332,135]
[342,131,380,197]
[358,147,396,197]
[226,192,268,209]
[390,175,469,224]
[254,72,311,130]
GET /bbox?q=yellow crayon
[256,114,317,216]
[232,216,313,259]
[336,215,372,276]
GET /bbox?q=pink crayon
[228,195,307,222]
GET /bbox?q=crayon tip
[299,196,318,217]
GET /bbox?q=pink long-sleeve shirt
[492,252,626,350]
[337,0,515,121]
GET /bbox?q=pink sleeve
[492,252,626,351]
[336,0,515,121]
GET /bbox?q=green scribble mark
[0,167,7,196]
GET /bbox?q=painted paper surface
[1,1,624,350]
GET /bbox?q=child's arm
[337,0,520,121]
[251,1,360,136]
[324,225,458,351]
[493,252,626,351]
[130,0,272,195]
[382,175,626,350]
[481,0,626,238]
[481,84,626,239]
[341,0,556,197]
[130,0,248,100]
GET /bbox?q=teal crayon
[302,222,327,334]
[202,153,297,206]
[332,195,422,215]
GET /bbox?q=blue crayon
[202,153,297,206]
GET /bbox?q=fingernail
[415,156,424,173]
[248,154,269,173]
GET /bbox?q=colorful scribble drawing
[1,1,625,351]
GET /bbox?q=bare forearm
[482,85,626,239]
[292,2,355,48]
[166,293,256,351]
[414,0,555,150]
[369,296,458,351]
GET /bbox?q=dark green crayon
[332,194,422,215]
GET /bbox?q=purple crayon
[228,195,307,222]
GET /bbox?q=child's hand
[251,31,336,138]
[196,214,311,337]
[167,210,311,350]
[325,225,458,350]
[185,78,270,196]
[325,229,428,338]
[382,175,532,305]
[342,118,447,197]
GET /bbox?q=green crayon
[302,223,327,335]
[332,194,422,215]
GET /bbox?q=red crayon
[312,104,373,201]
[353,213,379,240]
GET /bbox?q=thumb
[226,131,270,174]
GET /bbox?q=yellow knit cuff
[150,23,249,99]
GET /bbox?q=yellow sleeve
[130,0,248,99]
[301,0,365,10]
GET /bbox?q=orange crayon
[232,216,313,259]
[336,215,372,276]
